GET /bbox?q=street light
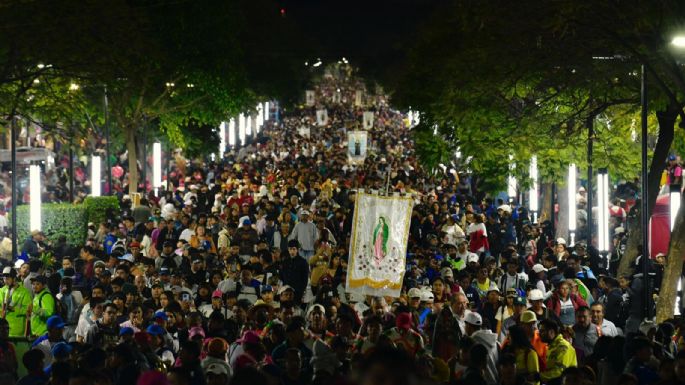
[238,113,246,145]
[568,164,577,245]
[91,156,101,197]
[529,156,539,222]
[228,118,236,146]
[29,165,41,231]
[246,115,252,137]
[219,122,226,158]
[257,104,264,132]
[152,142,162,195]
[597,168,610,252]
[264,102,270,121]
[672,36,685,48]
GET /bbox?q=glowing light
[153,142,162,191]
[671,184,682,230]
[264,102,270,121]
[69,83,80,91]
[228,118,236,146]
[529,156,539,222]
[597,169,610,252]
[29,165,41,231]
[219,122,226,158]
[673,36,685,47]
[238,114,246,145]
[246,115,252,136]
[91,156,101,197]
[568,164,577,232]
[508,155,517,201]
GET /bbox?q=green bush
[16,204,87,247]
[83,196,120,226]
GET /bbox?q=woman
[190,225,216,254]
[327,253,345,288]
[467,214,489,254]
[495,289,517,336]
[506,325,539,384]
[119,303,144,333]
[544,280,588,327]
[432,277,448,304]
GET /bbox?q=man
[30,275,55,337]
[280,240,309,304]
[463,312,498,385]
[449,292,470,335]
[498,296,526,343]
[31,315,67,366]
[0,267,32,337]
[271,317,313,372]
[455,239,478,267]
[304,304,332,350]
[519,310,547,368]
[565,254,597,291]
[384,311,424,355]
[288,210,318,259]
[539,318,577,385]
[22,230,45,259]
[0,318,17,384]
[597,275,625,330]
[572,306,598,361]
[498,258,528,292]
[85,302,120,349]
[233,217,259,263]
[590,302,619,337]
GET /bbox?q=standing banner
[298,126,311,138]
[346,191,414,298]
[347,130,367,164]
[332,90,342,104]
[354,90,363,107]
[316,109,328,126]
[305,90,316,106]
[363,111,375,130]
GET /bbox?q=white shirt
[598,319,620,337]
[179,228,195,243]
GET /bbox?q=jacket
[280,255,309,302]
[471,329,499,385]
[545,293,587,318]
[541,334,577,384]
[0,284,32,337]
[31,289,55,337]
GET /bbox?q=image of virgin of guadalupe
[354,138,361,156]
[372,216,389,266]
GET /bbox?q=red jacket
[545,293,588,317]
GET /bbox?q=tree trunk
[618,107,676,277]
[656,193,685,323]
[557,182,569,241]
[126,125,139,195]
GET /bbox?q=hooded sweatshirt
[471,329,499,385]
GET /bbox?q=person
[518,310,547,368]
[280,240,309,304]
[545,280,587,327]
[597,275,625,330]
[29,275,55,337]
[84,302,120,348]
[384,311,424,356]
[459,344,489,385]
[288,210,318,259]
[589,302,619,337]
[22,230,45,259]
[0,318,18,384]
[538,319,577,385]
[16,348,47,385]
[272,317,313,373]
[571,306,599,362]
[623,336,659,385]
[505,324,539,385]
[463,312,498,385]
[0,266,32,337]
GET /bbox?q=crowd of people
[1,64,685,385]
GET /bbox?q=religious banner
[354,90,363,106]
[316,109,328,126]
[298,126,311,138]
[347,130,367,164]
[305,90,316,106]
[332,90,342,103]
[363,111,374,130]
[346,191,414,297]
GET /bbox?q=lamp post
[91,156,101,197]
[508,155,517,203]
[10,117,17,259]
[152,142,162,196]
[228,118,236,147]
[219,122,226,159]
[670,184,682,315]
[529,156,539,223]
[568,164,577,246]
[264,102,270,121]
[29,165,41,232]
[238,113,246,146]
[640,64,651,320]
[597,168,610,254]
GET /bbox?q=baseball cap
[467,254,479,264]
[153,311,168,321]
[119,327,135,336]
[300,210,311,216]
[146,324,165,336]
[51,342,73,358]
[421,290,434,303]
[528,289,544,301]
[407,288,422,299]
[94,260,106,269]
[514,296,527,306]
[118,254,135,263]
[669,154,677,161]
[47,315,66,329]
[261,285,273,293]
[1,266,16,278]
[206,363,228,376]
[237,330,261,344]
[464,312,482,326]
[520,310,538,323]
[487,283,500,293]
[306,304,326,317]
[440,267,454,278]
[30,275,48,284]
[556,237,567,245]
[189,326,206,339]
[277,285,295,295]
[212,289,223,298]
[396,312,413,330]
[506,288,517,297]
[160,267,170,275]
[532,264,548,273]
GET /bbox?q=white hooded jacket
[471,329,499,385]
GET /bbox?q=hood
[471,329,498,348]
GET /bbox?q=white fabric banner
[346,192,414,298]
[305,90,316,106]
[316,109,328,126]
[363,111,374,130]
[332,90,342,103]
[298,126,310,138]
[347,130,367,164]
[354,90,363,106]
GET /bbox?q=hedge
[83,196,120,226]
[16,203,88,247]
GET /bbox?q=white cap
[421,290,434,303]
[528,289,544,301]
[464,312,482,326]
[14,259,25,269]
[118,254,135,263]
[615,226,625,235]
[300,210,311,216]
[408,288,422,298]
[2,266,12,275]
[467,254,479,264]
[277,285,295,295]
[497,204,512,214]
[532,264,548,273]
[556,237,567,245]
[440,267,454,278]
[578,186,586,192]
[306,304,326,317]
